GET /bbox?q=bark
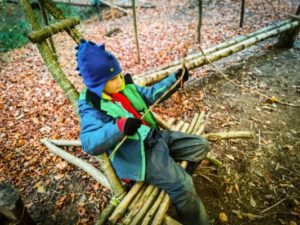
[27,17,80,43]
[132,0,141,63]
[135,20,298,86]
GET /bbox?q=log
[27,17,80,43]
[123,185,155,224]
[130,187,160,225]
[41,139,111,190]
[163,215,182,225]
[108,182,143,224]
[135,20,299,86]
[202,131,255,141]
[150,194,171,225]
[0,183,36,225]
[136,20,292,83]
[141,190,166,225]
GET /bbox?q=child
[76,40,210,225]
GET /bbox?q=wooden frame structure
[18,0,300,224]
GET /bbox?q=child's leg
[144,132,209,225]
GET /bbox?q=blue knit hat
[76,40,122,97]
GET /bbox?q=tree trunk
[276,4,300,48]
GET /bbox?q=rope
[198,46,300,107]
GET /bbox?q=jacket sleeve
[136,74,178,106]
[78,99,123,155]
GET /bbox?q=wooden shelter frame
[19,0,299,224]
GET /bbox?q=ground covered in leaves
[0,0,299,224]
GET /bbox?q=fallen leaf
[250,196,256,207]
[219,212,228,222]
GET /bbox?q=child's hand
[175,67,189,82]
[117,118,142,135]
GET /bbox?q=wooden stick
[131,187,160,225]
[123,185,155,224]
[27,17,80,43]
[141,190,166,225]
[150,194,171,225]
[192,111,205,134]
[108,182,143,224]
[202,131,255,141]
[152,112,172,130]
[128,184,147,211]
[41,139,111,189]
[186,113,199,134]
[163,215,182,225]
[135,20,299,86]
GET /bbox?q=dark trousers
[144,129,210,225]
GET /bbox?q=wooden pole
[239,0,245,28]
[136,20,299,86]
[132,0,141,64]
[197,0,202,43]
[39,0,82,44]
[41,139,112,189]
[38,0,57,56]
[0,183,36,225]
[21,0,80,111]
[27,17,80,43]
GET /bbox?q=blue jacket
[78,74,178,181]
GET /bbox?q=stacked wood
[135,19,299,86]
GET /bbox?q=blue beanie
[76,40,122,97]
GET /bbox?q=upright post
[239,0,245,28]
[132,0,141,64]
[197,0,203,43]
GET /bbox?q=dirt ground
[180,40,300,225]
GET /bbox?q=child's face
[103,74,123,94]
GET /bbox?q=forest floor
[0,0,300,224]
